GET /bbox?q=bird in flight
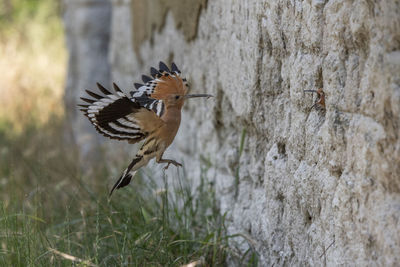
[79,62,213,196]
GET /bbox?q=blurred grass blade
[48,248,97,266]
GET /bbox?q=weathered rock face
[63,0,111,162]
[65,0,400,265]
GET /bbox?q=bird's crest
[131,62,189,100]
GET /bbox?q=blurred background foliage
[0,0,65,134]
[0,1,253,265]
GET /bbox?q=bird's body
[79,62,212,195]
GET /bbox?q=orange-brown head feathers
[131,62,212,110]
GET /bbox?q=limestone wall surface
[63,0,111,161]
[64,0,400,265]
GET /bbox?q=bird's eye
[175,95,180,100]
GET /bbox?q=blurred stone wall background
[63,0,111,162]
[63,0,400,265]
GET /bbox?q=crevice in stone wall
[277,142,287,158]
[304,209,313,226]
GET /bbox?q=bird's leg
[156,152,182,170]
[157,158,182,170]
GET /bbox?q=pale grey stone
[63,0,111,164]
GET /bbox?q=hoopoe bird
[79,62,212,196]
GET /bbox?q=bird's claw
[163,161,182,170]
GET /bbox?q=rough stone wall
[66,0,400,265]
[63,0,111,161]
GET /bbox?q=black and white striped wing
[127,61,185,117]
[79,83,148,142]
[130,73,166,117]
[133,96,165,117]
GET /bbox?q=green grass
[0,121,258,266]
[235,129,247,198]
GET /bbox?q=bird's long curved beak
[184,94,213,99]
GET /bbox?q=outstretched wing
[79,83,164,143]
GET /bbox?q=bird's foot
[163,160,182,170]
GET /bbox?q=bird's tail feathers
[109,156,143,196]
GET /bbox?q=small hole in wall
[277,142,286,156]
[305,210,312,225]
[277,192,284,202]
[332,167,343,178]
